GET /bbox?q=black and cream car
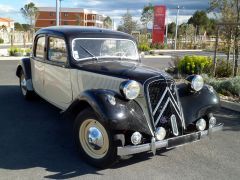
[16,26,223,168]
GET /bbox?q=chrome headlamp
[186,75,204,92]
[120,80,140,100]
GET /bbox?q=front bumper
[117,123,223,156]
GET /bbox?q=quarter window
[48,37,67,63]
[35,36,45,58]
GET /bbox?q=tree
[14,22,23,31]
[210,0,239,76]
[20,2,38,29]
[103,16,113,29]
[140,3,154,32]
[117,10,138,34]
[167,22,176,38]
[188,10,209,35]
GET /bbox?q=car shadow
[0,85,239,179]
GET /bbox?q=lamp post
[174,5,180,50]
[56,0,60,26]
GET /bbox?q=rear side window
[35,36,45,58]
[48,37,67,63]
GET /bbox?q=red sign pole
[152,6,166,44]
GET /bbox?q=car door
[31,35,45,97]
[44,36,72,110]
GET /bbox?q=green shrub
[8,47,24,56]
[215,59,233,78]
[178,55,212,75]
[0,38,4,44]
[138,43,150,52]
[206,76,240,97]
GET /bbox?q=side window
[48,37,67,63]
[35,36,45,59]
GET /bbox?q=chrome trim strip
[154,98,170,126]
[153,87,168,115]
[117,123,223,156]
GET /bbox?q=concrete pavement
[0,60,239,179]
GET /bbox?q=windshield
[72,38,139,61]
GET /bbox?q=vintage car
[16,26,223,168]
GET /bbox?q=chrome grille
[146,79,185,133]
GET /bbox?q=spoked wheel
[19,71,33,100]
[74,108,117,168]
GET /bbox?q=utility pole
[56,0,60,26]
[165,9,168,45]
[174,5,180,50]
[59,0,63,26]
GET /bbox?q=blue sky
[0,0,211,26]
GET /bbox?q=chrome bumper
[117,123,223,156]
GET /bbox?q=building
[35,7,106,29]
[0,17,14,31]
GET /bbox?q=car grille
[145,79,185,135]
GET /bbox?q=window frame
[46,35,69,67]
[33,34,46,62]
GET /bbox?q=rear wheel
[74,108,117,168]
[19,71,33,100]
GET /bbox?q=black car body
[16,26,223,168]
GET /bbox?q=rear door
[43,36,72,110]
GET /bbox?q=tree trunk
[234,0,239,76]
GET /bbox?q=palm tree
[20,2,38,41]
[20,3,38,29]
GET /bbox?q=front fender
[66,89,152,136]
[178,84,220,125]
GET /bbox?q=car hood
[74,60,172,84]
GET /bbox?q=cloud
[0,4,16,13]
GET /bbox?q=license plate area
[167,132,201,148]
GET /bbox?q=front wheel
[74,108,117,168]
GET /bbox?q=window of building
[64,21,68,25]
[50,12,54,16]
[48,37,67,64]
[64,13,68,17]
[35,36,45,59]
[50,21,55,25]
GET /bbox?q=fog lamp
[209,116,216,128]
[196,118,207,131]
[131,132,142,145]
[155,127,166,141]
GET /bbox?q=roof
[37,7,100,15]
[36,26,135,41]
[0,17,14,22]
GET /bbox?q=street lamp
[56,0,60,26]
[174,5,183,50]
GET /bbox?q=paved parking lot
[0,60,239,180]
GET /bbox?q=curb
[220,100,240,112]
[144,55,172,59]
[0,56,24,61]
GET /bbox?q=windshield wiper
[79,45,98,61]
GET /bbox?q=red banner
[152,6,166,44]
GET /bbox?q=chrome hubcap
[79,119,109,159]
[87,127,104,150]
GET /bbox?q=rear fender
[16,58,33,91]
